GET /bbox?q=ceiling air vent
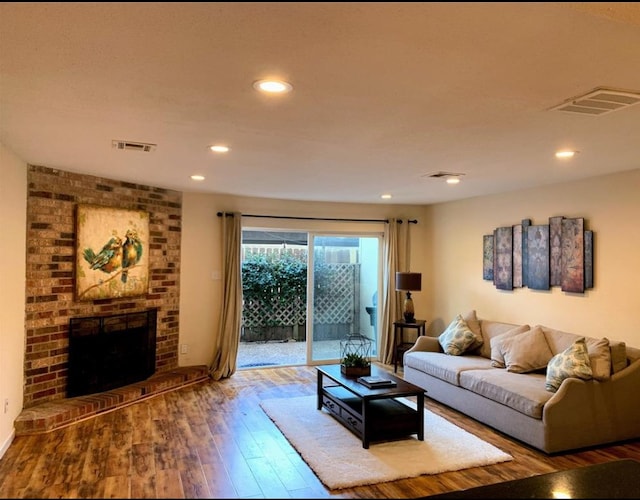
[549,87,640,116]
[421,171,465,179]
[111,140,157,152]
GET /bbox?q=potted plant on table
[340,352,371,377]
[340,334,372,377]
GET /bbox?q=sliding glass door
[308,234,380,364]
[237,228,381,369]
[238,230,309,368]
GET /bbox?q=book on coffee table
[357,375,397,389]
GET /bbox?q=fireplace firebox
[67,308,157,398]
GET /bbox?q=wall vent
[112,140,157,152]
[549,87,640,116]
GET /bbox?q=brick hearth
[14,365,209,435]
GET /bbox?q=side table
[393,319,426,372]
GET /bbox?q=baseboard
[0,427,15,460]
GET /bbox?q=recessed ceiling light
[446,176,461,185]
[210,145,230,153]
[191,175,205,181]
[555,150,578,158]
[253,79,293,94]
[381,194,392,199]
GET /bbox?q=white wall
[424,168,640,346]
[0,143,27,457]
[178,193,427,366]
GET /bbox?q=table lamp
[395,272,422,323]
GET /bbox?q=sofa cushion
[539,325,579,355]
[610,341,628,373]
[539,325,626,375]
[403,351,493,386]
[545,337,593,392]
[438,315,477,355]
[490,324,532,368]
[462,310,484,351]
[477,319,525,359]
[587,337,611,381]
[459,369,552,419]
[500,326,554,373]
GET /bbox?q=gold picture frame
[75,204,150,301]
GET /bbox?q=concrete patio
[237,339,351,369]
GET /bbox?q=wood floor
[1,363,639,498]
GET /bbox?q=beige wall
[2,136,638,456]
[178,193,427,366]
[424,169,640,345]
[0,143,27,455]
[179,169,640,366]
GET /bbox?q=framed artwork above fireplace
[75,204,150,300]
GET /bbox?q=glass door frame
[306,231,383,366]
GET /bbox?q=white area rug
[260,395,512,490]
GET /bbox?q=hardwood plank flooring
[1,363,639,498]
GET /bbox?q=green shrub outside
[242,251,335,330]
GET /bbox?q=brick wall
[24,165,182,408]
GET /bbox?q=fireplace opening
[67,308,157,398]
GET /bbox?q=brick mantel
[24,165,182,408]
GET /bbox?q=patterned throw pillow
[586,337,611,381]
[438,315,477,356]
[462,310,484,351]
[545,337,593,392]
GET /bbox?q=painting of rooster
[76,205,149,300]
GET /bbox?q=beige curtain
[209,212,242,380]
[378,219,409,364]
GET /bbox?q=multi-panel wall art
[482,215,594,293]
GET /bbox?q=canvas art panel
[494,227,513,290]
[521,218,531,287]
[585,230,594,289]
[75,204,150,300]
[561,217,584,293]
[482,234,494,281]
[527,224,550,290]
[512,224,522,288]
[520,219,531,286]
[549,216,564,287]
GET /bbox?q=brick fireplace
[24,165,183,409]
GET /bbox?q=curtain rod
[216,212,417,224]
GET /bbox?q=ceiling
[1,2,640,205]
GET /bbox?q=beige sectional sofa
[403,312,640,454]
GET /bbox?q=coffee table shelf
[317,364,425,448]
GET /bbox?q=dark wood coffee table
[316,364,425,448]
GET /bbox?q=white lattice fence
[242,263,358,340]
[243,297,306,327]
[313,264,355,324]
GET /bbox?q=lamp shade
[395,272,422,291]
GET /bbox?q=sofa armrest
[405,335,442,354]
[542,358,640,452]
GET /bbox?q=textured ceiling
[1,2,639,205]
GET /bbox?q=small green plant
[341,352,370,368]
